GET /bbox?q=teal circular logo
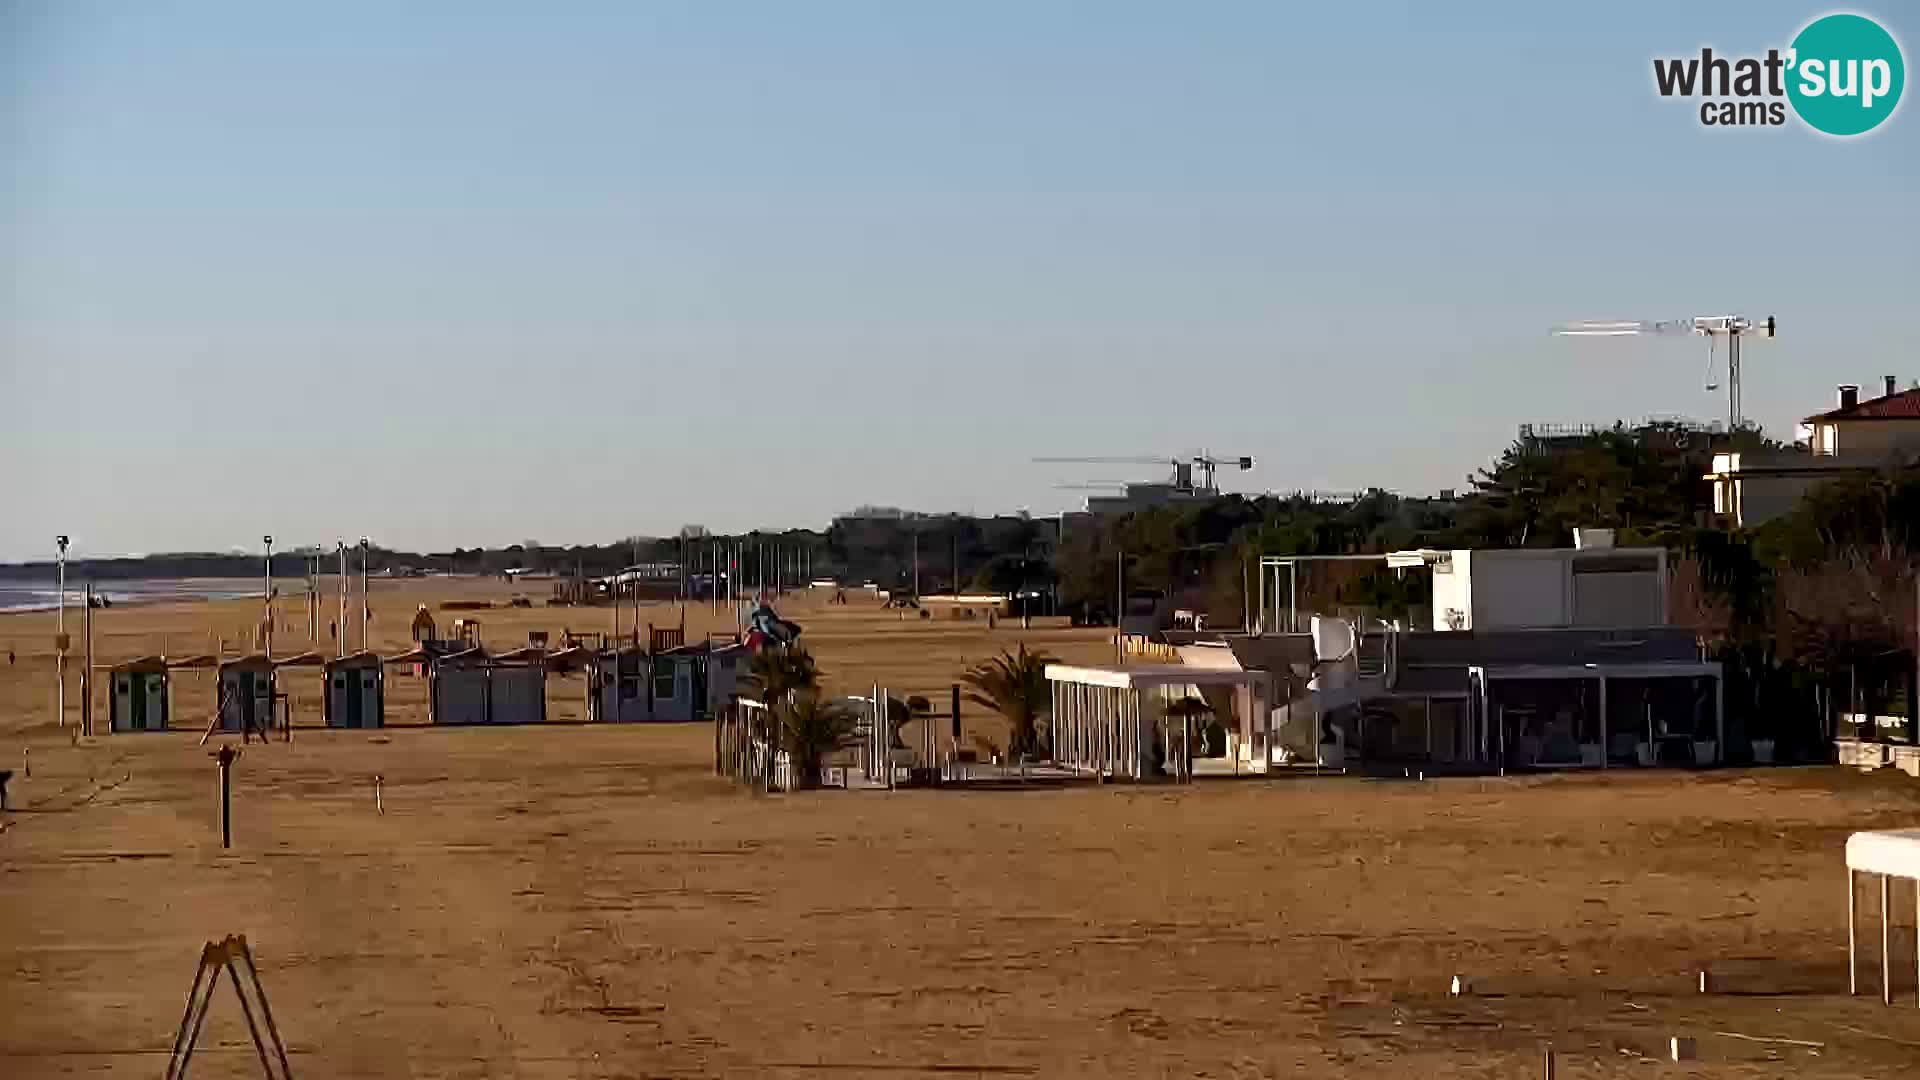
[1787,13,1904,136]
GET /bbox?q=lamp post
[262,535,274,657]
[336,541,347,658]
[55,535,69,728]
[359,537,370,652]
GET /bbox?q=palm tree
[960,644,1058,761]
[781,693,860,788]
[741,646,823,789]
[744,646,820,722]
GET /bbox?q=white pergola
[1848,829,1920,1006]
[1046,664,1271,781]
[1257,550,1448,634]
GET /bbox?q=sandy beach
[3,579,1919,1077]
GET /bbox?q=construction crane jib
[1552,315,1776,431]
[1032,453,1255,495]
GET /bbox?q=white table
[1846,828,1920,1005]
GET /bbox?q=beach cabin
[427,654,547,725]
[217,655,277,733]
[589,649,652,723]
[324,652,385,729]
[109,657,170,733]
[429,654,491,725]
[489,663,547,725]
[652,641,750,723]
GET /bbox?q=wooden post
[82,584,95,738]
[213,745,239,849]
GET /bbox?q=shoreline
[0,579,264,616]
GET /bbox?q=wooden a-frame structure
[165,935,293,1079]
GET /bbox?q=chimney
[1839,384,1860,411]
[1887,375,1899,398]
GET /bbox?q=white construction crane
[1032,453,1255,495]
[1552,315,1776,431]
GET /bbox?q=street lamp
[359,537,371,652]
[55,535,69,728]
[262,535,274,656]
[336,540,348,658]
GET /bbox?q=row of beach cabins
[102,628,749,734]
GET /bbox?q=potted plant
[1691,738,1719,766]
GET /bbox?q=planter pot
[1751,739,1776,765]
[1579,743,1603,767]
[1320,742,1346,769]
[1692,740,1719,766]
[1634,743,1654,767]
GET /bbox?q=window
[654,665,677,701]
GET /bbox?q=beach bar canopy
[1045,664,1271,782]
[1848,829,1920,1006]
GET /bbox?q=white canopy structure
[1848,828,1920,1006]
[1046,664,1272,781]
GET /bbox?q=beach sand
[3,578,1919,1077]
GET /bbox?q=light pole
[336,541,347,658]
[262,535,274,656]
[359,537,370,652]
[55,535,69,728]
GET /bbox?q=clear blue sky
[2,1,1914,560]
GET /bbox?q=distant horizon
[0,410,1814,564]
[0,482,1436,566]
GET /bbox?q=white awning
[1044,664,1269,690]
[1849,829,1920,879]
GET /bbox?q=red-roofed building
[1804,379,1920,455]
[1706,378,1920,527]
